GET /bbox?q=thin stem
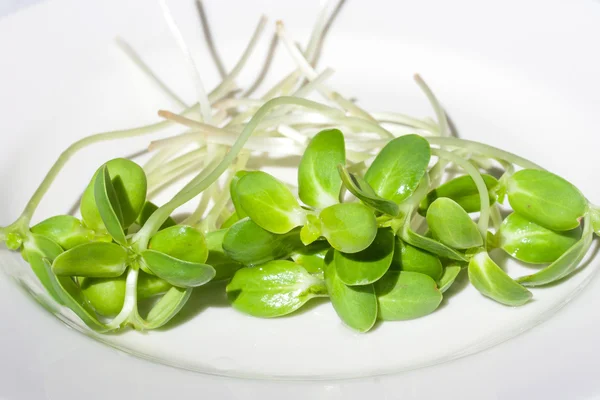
[134,96,343,249]
[159,0,212,123]
[147,147,206,187]
[14,117,185,228]
[490,203,503,231]
[147,159,205,199]
[209,16,268,102]
[371,112,438,132]
[427,136,544,170]
[144,146,177,174]
[106,265,139,330]
[115,37,189,109]
[195,0,227,79]
[432,148,490,237]
[243,33,278,97]
[414,74,450,136]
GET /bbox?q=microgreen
[375,271,443,321]
[298,129,345,209]
[390,238,443,281]
[324,250,377,332]
[222,218,303,266]
[319,203,378,253]
[506,169,587,231]
[364,134,431,204]
[31,215,108,249]
[426,198,483,250]
[337,165,399,216]
[205,229,243,281]
[496,212,582,264]
[334,227,395,285]
[226,260,327,318]
[419,174,498,215]
[1,8,598,336]
[81,158,147,232]
[236,171,307,234]
[468,250,532,306]
[517,215,593,287]
[437,265,462,293]
[52,242,128,278]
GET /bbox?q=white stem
[106,266,139,330]
[159,0,212,123]
[115,37,189,109]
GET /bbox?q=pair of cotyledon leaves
[227,130,431,256]
[24,159,219,330]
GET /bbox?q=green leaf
[399,219,468,262]
[137,271,173,299]
[141,249,215,288]
[591,206,600,236]
[468,250,532,306]
[437,265,462,293]
[291,243,329,279]
[226,260,327,318]
[324,250,377,332]
[517,218,594,286]
[230,170,250,219]
[222,218,303,266]
[42,259,110,332]
[334,227,395,285]
[205,229,244,281]
[149,225,208,264]
[497,212,581,264]
[507,169,587,231]
[52,242,128,277]
[375,271,442,320]
[390,238,443,281]
[31,215,104,249]
[80,270,172,317]
[236,171,306,234]
[135,201,176,230]
[319,203,377,253]
[426,197,483,250]
[22,234,66,305]
[300,214,322,245]
[80,274,127,317]
[419,174,499,215]
[81,158,147,231]
[94,166,127,245]
[338,165,399,216]
[298,129,346,208]
[143,287,192,329]
[364,134,431,204]
[220,212,241,229]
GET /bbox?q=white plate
[1,0,600,398]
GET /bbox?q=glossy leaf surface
[468,250,532,306]
[375,271,442,320]
[319,203,377,253]
[52,242,128,278]
[507,169,587,231]
[298,129,346,208]
[226,260,327,318]
[364,134,431,204]
[426,197,483,250]
[334,227,395,285]
[325,250,377,332]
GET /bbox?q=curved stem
[431,148,490,237]
[106,265,139,330]
[133,96,342,249]
[427,136,543,170]
[414,74,449,136]
[14,118,185,229]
